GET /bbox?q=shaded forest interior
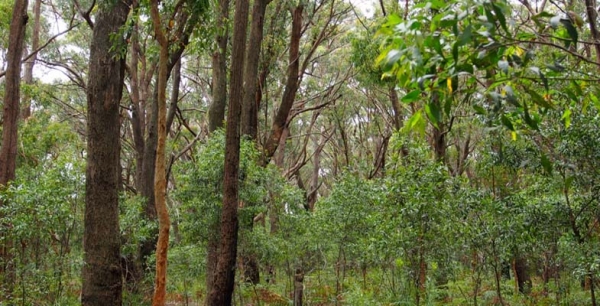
[1,0,600,305]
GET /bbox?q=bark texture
[263,4,303,163]
[82,1,131,305]
[206,0,230,297]
[585,0,600,65]
[241,0,270,139]
[207,0,249,303]
[149,1,170,304]
[22,0,41,119]
[208,0,230,132]
[0,0,28,297]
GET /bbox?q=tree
[148,0,170,303]
[0,0,28,298]
[81,1,132,305]
[207,0,249,303]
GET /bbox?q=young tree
[81,1,132,305]
[149,0,170,303]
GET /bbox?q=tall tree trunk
[241,0,270,139]
[208,0,230,132]
[0,0,28,298]
[140,87,159,268]
[262,4,303,163]
[207,0,249,304]
[166,58,181,135]
[206,0,230,298]
[239,0,271,285]
[585,0,600,65]
[22,0,41,119]
[138,12,199,279]
[149,1,170,304]
[81,1,131,305]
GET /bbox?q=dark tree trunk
[389,86,402,131]
[81,1,131,305]
[166,58,182,134]
[241,0,270,139]
[0,0,28,298]
[262,5,303,163]
[207,0,249,304]
[585,0,600,66]
[22,0,41,119]
[239,0,270,285]
[139,88,159,266]
[208,0,230,132]
[513,255,531,294]
[206,0,230,297]
[294,268,304,306]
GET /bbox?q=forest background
[1,0,600,305]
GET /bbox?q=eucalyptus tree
[0,0,28,298]
[206,0,249,303]
[81,0,132,304]
[124,0,205,281]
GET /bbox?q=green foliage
[0,143,84,304]
[377,0,585,134]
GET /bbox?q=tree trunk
[262,4,303,163]
[207,0,249,304]
[206,0,230,298]
[81,1,131,305]
[241,0,270,139]
[294,268,304,306]
[137,13,198,278]
[513,255,531,294]
[389,85,402,131]
[585,0,600,66]
[149,1,170,304]
[166,58,182,134]
[22,0,41,119]
[208,0,230,132]
[238,0,270,285]
[0,0,28,298]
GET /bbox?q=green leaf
[560,19,578,47]
[491,3,509,34]
[565,176,574,190]
[504,85,520,107]
[452,42,459,62]
[501,114,514,131]
[381,49,401,71]
[525,87,554,108]
[561,108,572,128]
[591,92,600,110]
[541,154,553,175]
[402,110,427,134]
[401,90,421,104]
[522,102,539,130]
[473,105,487,115]
[425,102,441,127]
[457,24,473,47]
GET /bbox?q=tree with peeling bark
[148,0,170,304]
